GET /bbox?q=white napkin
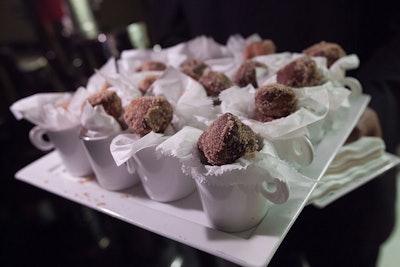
[309,137,390,203]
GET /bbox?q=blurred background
[0,0,221,266]
[0,1,399,266]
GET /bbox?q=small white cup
[132,145,196,202]
[341,76,362,100]
[29,125,93,177]
[271,136,314,168]
[196,169,289,233]
[79,128,141,191]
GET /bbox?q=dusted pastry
[136,61,167,72]
[124,96,173,137]
[138,74,160,94]
[253,108,275,122]
[233,60,268,88]
[276,55,323,87]
[302,41,346,67]
[254,83,298,119]
[199,69,233,97]
[197,112,259,166]
[244,39,276,59]
[180,59,209,80]
[87,90,123,120]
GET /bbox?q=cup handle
[125,157,136,174]
[272,136,314,167]
[29,126,54,151]
[341,77,362,99]
[259,178,289,204]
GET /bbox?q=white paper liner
[94,70,143,108]
[327,54,360,83]
[118,35,230,76]
[9,58,128,133]
[261,53,360,90]
[118,42,187,73]
[9,92,79,131]
[182,35,231,61]
[218,82,350,139]
[80,102,122,137]
[110,131,169,167]
[148,66,218,131]
[156,126,314,190]
[86,57,118,94]
[205,33,361,97]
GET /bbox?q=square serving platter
[16,94,385,267]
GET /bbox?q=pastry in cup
[197,112,259,166]
[166,120,291,232]
[244,39,276,59]
[276,55,323,87]
[196,117,289,232]
[302,41,346,67]
[198,69,233,97]
[87,90,123,120]
[179,59,209,80]
[86,89,126,129]
[254,83,298,120]
[137,74,160,94]
[117,96,195,202]
[136,61,167,72]
[124,95,173,137]
[233,60,268,88]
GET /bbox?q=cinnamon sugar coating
[244,39,276,59]
[199,69,233,97]
[254,83,298,118]
[302,41,346,67]
[180,59,209,80]
[276,56,322,87]
[197,113,259,166]
[123,96,173,137]
[253,108,275,122]
[138,74,160,94]
[233,60,268,88]
[87,90,123,119]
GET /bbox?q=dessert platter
[12,35,400,267]
[14,92,371,267]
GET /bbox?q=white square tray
[16,94,377,267]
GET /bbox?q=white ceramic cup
[132,145,196,202]
[341,76,362,100]
[79,128,141,191]
[196,169,289,233]
[29,125,93,177]
[271,136,314,168]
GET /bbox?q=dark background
[1,1,399,266]
[0,0,224,266]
